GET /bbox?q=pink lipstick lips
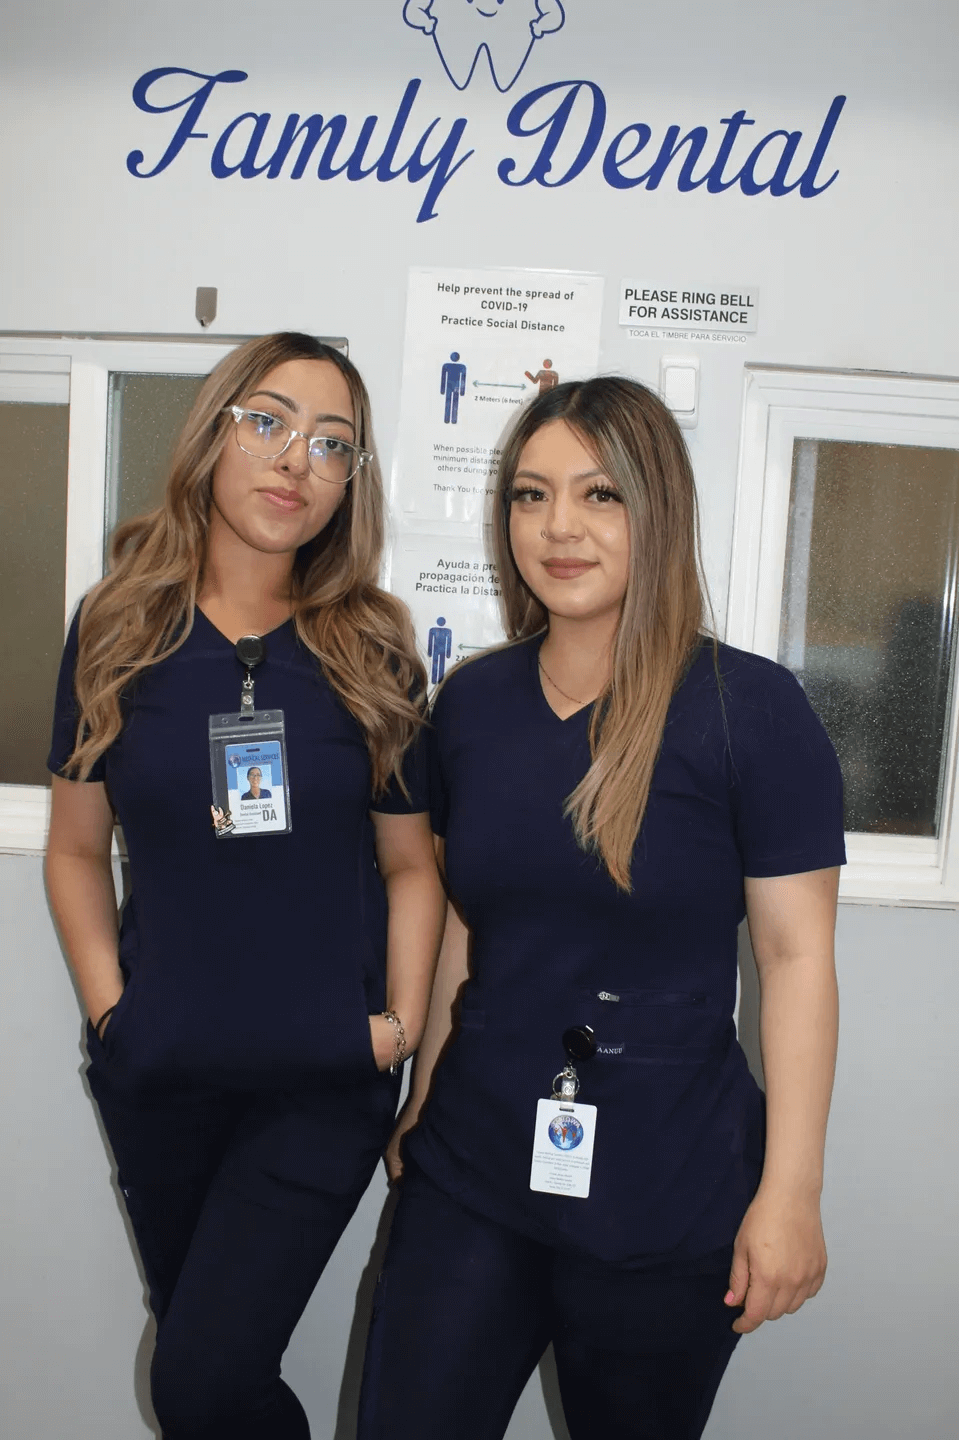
[542,559,598,580]
[259,488,305,513]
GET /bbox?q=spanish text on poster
[393,267,604,528]
[389,536,505,688]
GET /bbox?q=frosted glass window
[106,373,206,535]
[779,440,959,837]
[0,402,69,787]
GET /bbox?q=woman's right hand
[385,1105,421,1184]
[46,775,127,1045]
[93,988,124,1040]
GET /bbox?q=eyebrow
[512,467,608,483]
[248,390,356,435]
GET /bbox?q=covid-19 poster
[390,264,603,676]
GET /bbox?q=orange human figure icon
[525,359,559,395]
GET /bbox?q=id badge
[529,1098,597,1199]
[209,710,292,837]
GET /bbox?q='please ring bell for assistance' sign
[619,281,758,333]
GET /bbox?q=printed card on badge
[225,741,287,834]
[209,711,292,838]
[529,1099,597,1199]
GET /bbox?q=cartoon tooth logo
[403,0,566,93]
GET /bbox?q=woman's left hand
[724,1188,827,1334]
[369,1014,398,1072]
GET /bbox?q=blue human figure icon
[441,352,467,424]
[428,616,453,683]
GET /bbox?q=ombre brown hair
[66,332,425,793]
[492,376,713,890]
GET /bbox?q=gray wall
[3,855,957,1438]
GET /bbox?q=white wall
[2,2,958,1436]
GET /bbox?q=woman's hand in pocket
[369,1014,398,1072]
[385,1105,421,1184]
[93,988,125,1040]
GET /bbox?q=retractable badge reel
[209,635,292,838]
[529,1026,599,1199]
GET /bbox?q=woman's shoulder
[701,645,845,869]
[680,639,805,710]
[431,636,538,716]
[676,639,834,758]
[714,641,818,724]
[715,641,805,702]
[685,641,841,799]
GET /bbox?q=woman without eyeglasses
[44,333,445,1439]
[358,376,844,1440]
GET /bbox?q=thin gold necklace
[538,655,591,707]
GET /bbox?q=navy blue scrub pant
[358,1162,742,1440]
[88,1044,396,1440]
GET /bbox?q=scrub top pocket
[581,987,725,1063]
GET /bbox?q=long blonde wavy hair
[492,376,713,890]
[66,332,425,794]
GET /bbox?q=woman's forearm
[403,900,469,1117]
[745,867,840,1200]
[46,776,124,1025]
[756,950,839,1198]
[382,861,467,1177]
[45,851,123,1023]
[382,864,447,1051]
[726,870,839,1332]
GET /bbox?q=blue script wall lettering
[126,67,846,221]
[497,80,606,187]
[127,69,473,223]
[127,68,248,177]
[500,82,847,199]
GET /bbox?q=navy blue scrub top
[48,607,427,1096]
[407,635,845,1267]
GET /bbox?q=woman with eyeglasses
[358,377,844,1440]
[45,332,445,1440]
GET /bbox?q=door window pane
[106,373,206,535]
[0,402,69,787]
[779,440,959,836]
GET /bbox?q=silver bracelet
[381,1009,408,1076]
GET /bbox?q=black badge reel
[551,1025,597,1100]
[209,635,292,838]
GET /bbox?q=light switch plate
[659,355,700,429]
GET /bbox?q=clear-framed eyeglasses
[224,406,371,485]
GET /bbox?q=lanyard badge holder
[209,635,292,838]
[529,1026,598,1200]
